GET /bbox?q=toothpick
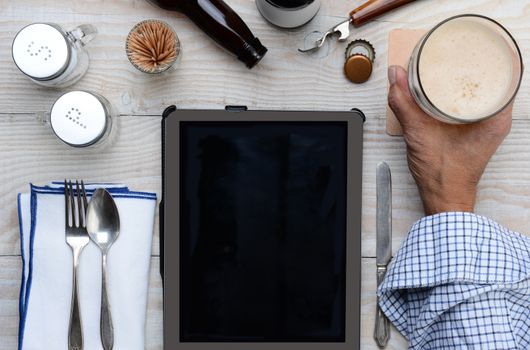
[126,20,179,73]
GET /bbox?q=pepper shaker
[50,91,115,148]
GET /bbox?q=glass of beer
[408,14,523,123]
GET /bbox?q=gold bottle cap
[344,39,376,84]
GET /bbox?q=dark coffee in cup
[256,0,321,28]
[266,0,316,7]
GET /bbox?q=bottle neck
[238,37,267,68]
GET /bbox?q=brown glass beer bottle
[147,0,267,68]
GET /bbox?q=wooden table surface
[1,0,529,349]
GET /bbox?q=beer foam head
[418,16,521,121]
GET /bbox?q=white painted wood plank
[0,0,528,118]
[0,256,163,350]
[0,256,407,350]
[0,114,161,256]
[361,117,530,256]
[0,115,529,258]
[1,2,530,349]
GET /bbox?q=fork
[65,180,90,350]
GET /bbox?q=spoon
[87,188,120,350]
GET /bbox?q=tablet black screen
[179,122,348,342]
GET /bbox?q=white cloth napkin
[18,183,157,350]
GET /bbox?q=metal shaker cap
[12,23,70,80]
[50,91,109,147]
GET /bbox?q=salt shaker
[12,23,97,88]
[50,91,115,148]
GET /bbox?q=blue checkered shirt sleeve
[378,212,530,350]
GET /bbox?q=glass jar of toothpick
[126,19,181,74]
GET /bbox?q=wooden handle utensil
[351,0,415,27]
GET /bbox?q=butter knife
[374,161,392,348]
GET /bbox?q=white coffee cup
[256,0,321,28]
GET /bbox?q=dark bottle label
[265,0,316,9]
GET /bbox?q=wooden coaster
[386,29,427,136]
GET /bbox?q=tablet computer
[162,107,364,350]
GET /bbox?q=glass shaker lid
[12,23,70,80]
[50,91,108,147]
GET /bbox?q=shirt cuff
[376,212,530,341]
[378,212,530,292]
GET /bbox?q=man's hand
[388,65,512,215]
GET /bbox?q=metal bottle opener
[299,0,414,53]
